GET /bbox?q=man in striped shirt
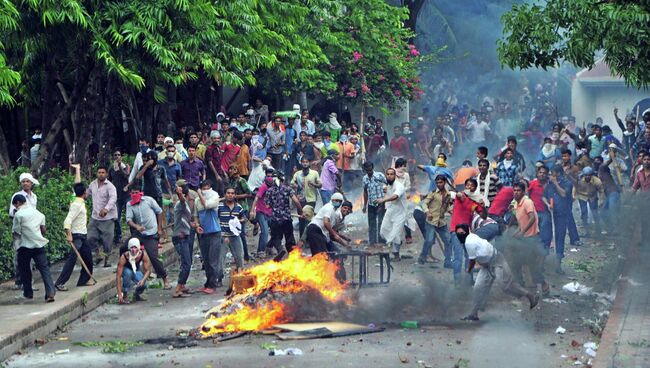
[473,159,500,207]
[217,187,245,275]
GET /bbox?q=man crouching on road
[455,224,539,321]
[116,238,151,304]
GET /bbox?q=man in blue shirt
[362,161,387,245]
[543,165,574,275]
[417,158,454,192]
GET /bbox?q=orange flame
[200,249,349,336]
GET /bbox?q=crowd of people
[9,98,650,320]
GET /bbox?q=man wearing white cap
[9,172,39,290]
[9,173,39,217]
[305,193,352,256]
[116,238,151,304]
[157,136,182,163]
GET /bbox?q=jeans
[367,204,386,244]
[138,235,167,279]
[220,236,244,275]
[114,198,128,242]
[474,223,500,242]
[552,211,570,259]
[578,198,600,229]
[256,212,270,252]
[320,189,334,205]
[419,223,450,261]
[449,233,465,281]
[199,232,221,288]
[17,247,55,299]
[603,191,621,228]
[122,267,145,295]
[537,211,552,250]
[269,219,296,253]
[173,235,193,285]
[55,234,93,287]
[567,211,580,244]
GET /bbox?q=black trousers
[55,234,93,287]
[17,247,55,299]
[306,223,328,256]
[269,219,296,253]
[138,234,167,279]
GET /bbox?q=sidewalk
[0,241,177,362]
[594,243,650,368]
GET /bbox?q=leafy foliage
[0,0,425,108]
[497,0,650,87]
[0,168,75,281]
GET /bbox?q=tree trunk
[403,0,425,33]
[97,76,114,165]
[299,91,308,111]
[0,119,13,174]
[31,61,94,175]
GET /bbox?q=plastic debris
[400,321,418,329]
[583,342,598,350]
[585,348,597,357]
[270,348,303,356]
[573,361,583,366]
[562,282,593,296]
[555,326,566,334]
[570,248,579,252]
[54,349,70,355]
[543,298,567,304]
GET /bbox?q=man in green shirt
[291,156,322,236]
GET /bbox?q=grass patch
[73,340,143,353]
[627,339,650,348]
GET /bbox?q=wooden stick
[67,240,97,285]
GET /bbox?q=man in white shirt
[455,224,538,321]
[305,193,352,255]
[12,194,55,302]
[378,168,416,261]
[466,114,491,144]
[9,172,39,290]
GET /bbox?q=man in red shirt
[632,153,650,193]
[220,130,242,175]
[389,126,411,161]
[205,131,225,194]
[449,178,485,283]
[528,166,552,249]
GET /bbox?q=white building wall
[572,81,649,139]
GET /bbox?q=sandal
[172,292,191,298]
[163,284,172,290]
[55,285,68,292]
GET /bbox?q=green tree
[497,0,650,87]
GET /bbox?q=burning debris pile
[200,250,350,337]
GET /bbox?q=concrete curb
[592,241,639,368]
[0,242,178,362]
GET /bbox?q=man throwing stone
[455,224,539,321]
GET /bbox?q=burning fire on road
[200,250,350,337]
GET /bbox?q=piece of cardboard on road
[273,321,383,340]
